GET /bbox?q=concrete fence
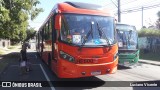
[139,37,160,53]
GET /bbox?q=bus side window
[60,20,67,42]
[45,23,50,40]
[43,25,46,40]
[51,16,56,43]
[48,19,52,40]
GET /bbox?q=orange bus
[36,2,118,78]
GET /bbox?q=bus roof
[116,23,137,31]
[64,2,102,10]
[39,2,113,31]
[116,23,135,27]
[58,2,112,16]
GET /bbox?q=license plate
[91,71,101,75]
[124,61,129,64]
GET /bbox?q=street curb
[138,61,160,66]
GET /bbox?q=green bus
[116,23,139,66]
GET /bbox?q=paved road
[0,50,160,90]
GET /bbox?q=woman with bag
[19,43,30,75]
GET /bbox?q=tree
[0,0,43,44]
[138,28,160,37]
[0,0,10,38]
[156,11,160,30]
[157,11,160,18]
[25,27,36,42]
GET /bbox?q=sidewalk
[0,45,21,55]
[139,59,160,66]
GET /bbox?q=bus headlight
[113,52,118,61]
[60,51,75,63]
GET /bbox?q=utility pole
[142,6,144,28]
[118,0,121,22]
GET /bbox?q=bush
[138,28,160,37]
[8,46,16,49]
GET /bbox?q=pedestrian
[19,43,31,75]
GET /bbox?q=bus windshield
[60,14,115,46]
[116,24,138,49]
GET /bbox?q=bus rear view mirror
[55,15,61,30]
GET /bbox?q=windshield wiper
[127,30,132,48]
[78,22,94,51]
[96,21,111,46]
[117,29,124,42]
[128,30,132,41]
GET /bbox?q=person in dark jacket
[19,43,32,75]
[20,44,27,61]
[19,44,27,75]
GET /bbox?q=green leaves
[139,11,160,37]
[25,27,36,41]
[31,8,43,20]
[0,0,43,44]
[138,28,160,37]
[0,1,10,22]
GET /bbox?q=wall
[0,39,10,48]
[138,37,160,53]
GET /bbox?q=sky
[29,0,160,30]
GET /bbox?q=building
[0,39,10,48]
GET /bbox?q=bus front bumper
[58,58,118,78]
[118,54,139,66]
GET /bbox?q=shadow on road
[1,51,160,90]
[117,65,131,70]
[51,77,106,90]
[0,52,20,75]
[38,54,106,89]
[1,51,106,90]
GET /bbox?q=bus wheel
[48,53,51,69]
